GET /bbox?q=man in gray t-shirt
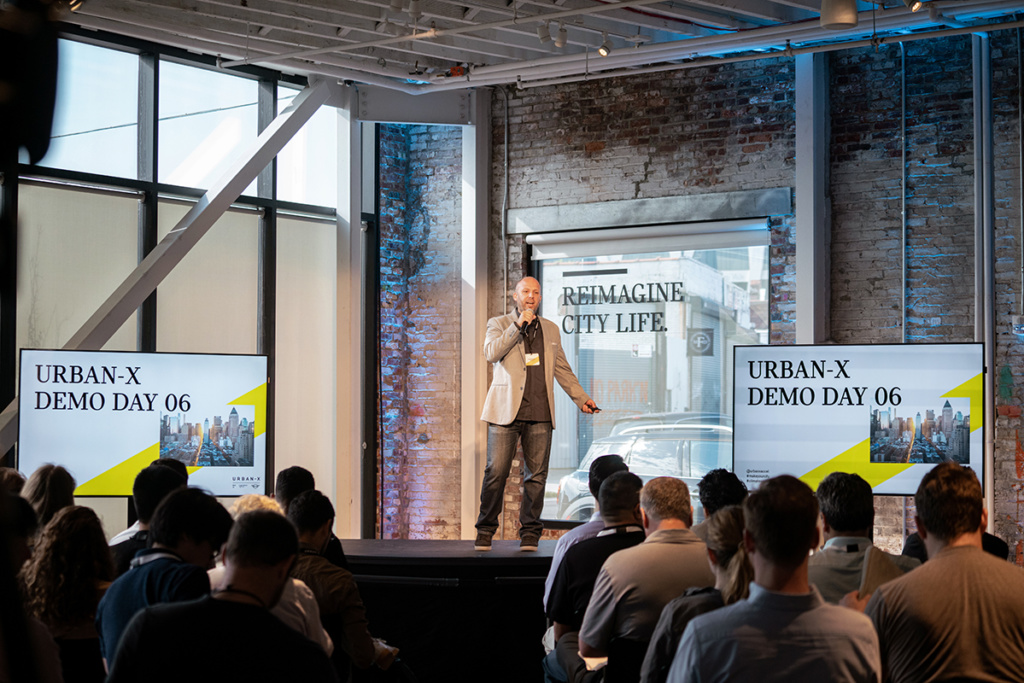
[567,477,713,683]
[864,463,1024,683]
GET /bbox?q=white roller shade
[525,218,768,260]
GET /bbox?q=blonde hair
[229,494,283,519]
[706,505,753,605]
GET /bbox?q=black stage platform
[345,539,554,683]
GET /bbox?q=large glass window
[17,184,139,355]
[542,243,768,523]
[155,202,259,354]
[277,86,339,208]
[275,215,336,494]
[22,40,138,178]
[159,61,258,194]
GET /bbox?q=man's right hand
[518,308,536,327]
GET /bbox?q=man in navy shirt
[106,510,337,683]
[96,487,233,668]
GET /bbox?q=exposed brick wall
[990,29,1024,563]
[378,124,463,540]
[488,59,797,539]
[829,38,979,554]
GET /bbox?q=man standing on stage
[476,276,597,551]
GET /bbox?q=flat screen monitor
[18,349,269,497]
[732,343,984,495]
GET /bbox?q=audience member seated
[20,506,114,683]
[22,464,75,528]
[276,466,349,570]
[0,492,63,683]
[287,490,396,681]
[149,458,188,483]
[110,465,186,577]
[574,477,714,683]
[862,463,1024,683]
[6,495,36,570]
[547,471,645,683]
[667,475,880,683]
[96,487,232,668]
[902,529,1010,562]
[690,469,747,542]
[544,454,629,611]
[208,494,333,655]
[109,459,189,547]
[640,505,752,683]
[0,468,25,495]
[106,510,337,683]
[809,472,919,603]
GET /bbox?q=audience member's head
[5,494,37,570]
[275,466,316,512]
[0,468,26,495]
[588,455,629,498]
[706,505,753,605]
[133,464,186,525]
[743,475,818,570]
[222,510,299,609]
[150,457,189,485]
[698,469,748,518]
[287,489,334,538]
[816,472,874,538]
[20,505,114,630]
[229,494,284,519]
[914,462,983,544]
[22,464,76,527]
[640,477,693,528]
[149,488,233,568]
[226,510,298,569]
[597,471,643,521]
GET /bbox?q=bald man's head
[513,277,542,315]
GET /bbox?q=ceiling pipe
[465,2,938,77]
[219,0,689,68]
[425,16,1024,92]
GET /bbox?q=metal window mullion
[138,52,159,353]
[257,78,278,488]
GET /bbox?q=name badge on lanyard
[525,353,540,367]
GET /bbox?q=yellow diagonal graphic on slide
[229,383,267,438]
[942,372,983,433]
[75,445,202,496]
[75,443,161,496]
[74,384,264,496]
[799,438,913,492]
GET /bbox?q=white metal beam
[461,90,491,538]
[795,52,830,343]
[335,85,365,539]
[0,80,339,454]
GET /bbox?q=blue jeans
[475,420,552,539]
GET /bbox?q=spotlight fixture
[554,22,567,48]
[904,0,923,11]
[820,0,857,29]
[537,22,551,44]
[408,0,421,20]
[390,0,403,11]
[598,32,612,57]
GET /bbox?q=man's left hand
[581,400,598,414]
[840,590,870,613]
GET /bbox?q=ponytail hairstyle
[705,505,753,605]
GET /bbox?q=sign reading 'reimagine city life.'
[732,343,985,496]
[18,349,268,497]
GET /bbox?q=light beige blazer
[479,313,592,428]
